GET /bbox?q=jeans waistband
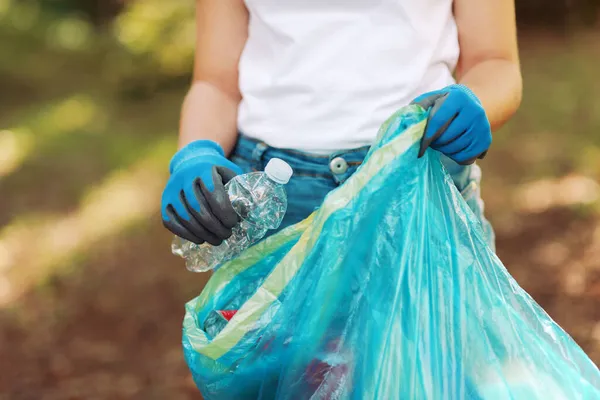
[233,134,477,192]
[233,134,371,183]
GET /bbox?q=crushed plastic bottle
[172,158,293,272]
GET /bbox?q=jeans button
[330,157,348,174]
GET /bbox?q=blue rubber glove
[411,84,492,165]
[161,140,243,246]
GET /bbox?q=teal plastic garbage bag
[182,105,600,399]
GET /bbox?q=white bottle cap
[265,158,293,184]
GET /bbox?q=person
[161,0,522,251]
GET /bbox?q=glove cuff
[169,140,226,173]
[449,84,482,105]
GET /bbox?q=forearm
[457,59,522,131]
[178,81,240,154]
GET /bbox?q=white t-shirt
[237,0,459,154]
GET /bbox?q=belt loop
[251,141,268,163]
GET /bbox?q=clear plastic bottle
[172,158,293,272]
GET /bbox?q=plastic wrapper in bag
[182,105,600,399]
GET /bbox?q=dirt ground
[0,207,598,399]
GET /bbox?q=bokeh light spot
[43,95,99,133]
[8,1,39,31]
[0,129,34,178]
[48,16,93,51]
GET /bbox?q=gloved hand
[411,84,492,165]
[161,140,243,246]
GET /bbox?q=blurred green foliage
[516,0,600,30]
[13,0,123,25]
[114,0,195,77]
[0,0,195,101]
[0,0,192,226]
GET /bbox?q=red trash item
[303,338,352,398]
[218,310,237,321]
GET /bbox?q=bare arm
[178,0,248,153]
[454,0,522,131]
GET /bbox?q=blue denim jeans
[231,135,495,251]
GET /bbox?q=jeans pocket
[459,180,478,204]
[459,177,486,224]
[458,175,496,251]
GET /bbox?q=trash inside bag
[182,105,600,399]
